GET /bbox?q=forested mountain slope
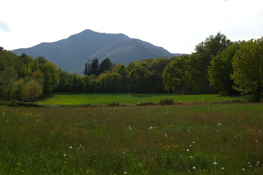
[12,29,179,73]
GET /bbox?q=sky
[0,0,263,54]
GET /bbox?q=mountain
[12,29,180,74]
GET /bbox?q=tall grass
[0,103,263,174]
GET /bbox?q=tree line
[0,32,262,102]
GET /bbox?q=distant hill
[12,29,180,74]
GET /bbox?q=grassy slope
[39,93,241,105]
[0,103,263,174]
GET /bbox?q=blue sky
[0,0,262,54]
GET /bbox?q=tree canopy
[231,39,263,101]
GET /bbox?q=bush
[159,98,174,105]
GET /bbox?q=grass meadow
[1,103,263,174]
[38,93,241,106]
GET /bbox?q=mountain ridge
[12,29,180,74]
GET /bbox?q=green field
[1,103,263,174]
[39,93,241,105]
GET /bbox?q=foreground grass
[1,103,263,174]
[39,93,240,105]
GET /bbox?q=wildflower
[70,146,72,149]
[213,162,217,165]
[242,168,245,171]
[186,149,189,152]
[2,112,5,115]
[257,161,260,164]
[190,156,193,159]
[192,141,195,144]
[221,167,224,170]
[164,134,167,137]
[63,154,66,157]
[129,126,131,129]
[193,166,196,169]
[124,172,127,174]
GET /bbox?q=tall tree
[128,63,149,92]
[112,64,128,92]
[188,32,231,94]
[231,39,263,101]
[208,42,241,95]
[162,55,190,94]
[90,58,100,76]
[84,62,88,75]
[99,58,112,74]
[0,67,18,99]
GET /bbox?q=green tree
[128,63,149,92]
[188,33,231,94]
[38,59,59,94]
[90,58,100,76]
[88,79,99,93]
[11,78,25,101]
[24,79,43,102]
[99,58,113,74]
[208,42,241,95]
[1,66,18,90]
[0,66,18,99]
[109,73,122,92]
[162,55,189,94]
[71,73,84,92]
[112,64,128,92]
[98,72,111,92]
[84,62,88,75]
[231,39,263,101]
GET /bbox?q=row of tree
[163,34,263,101]
[0,32,262,102]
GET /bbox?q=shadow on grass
[38,93,55,102]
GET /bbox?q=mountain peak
[12,30,177,74]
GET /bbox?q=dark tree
[84,62,88,75]
[99,58,112,74]
[90,58,100,76]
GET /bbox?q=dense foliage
[1,33,262,102]
[0,51,58,102]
